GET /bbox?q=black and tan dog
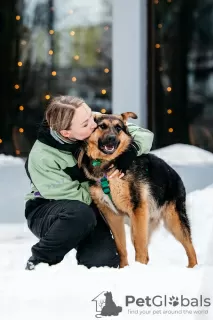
[77,112,198,268]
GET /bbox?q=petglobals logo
[91,292,211,318]
[125,295,211,308]
[92,291,122,318]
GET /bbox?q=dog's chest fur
[90,178,161,220]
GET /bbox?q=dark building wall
[148,0,213,153]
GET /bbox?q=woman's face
[60,104,97,140]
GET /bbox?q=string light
[16,15,21,20]
[14,84,20,89]
[72,77,77,82]
[155,44,160,49]
[167,0,172,2]
[0,139,2,144]
[167,109,172,114]
[16,150,21,155]
[18,61,23,67]
[167,87,172,92]
[70,31,75,36]
[49,30,54,35]
[104,68,109,73]
[19,128,24,133]
[101,109,106,113]
[21,40,27,45]
[69,10,73,14]
[158,24,162,28]
[168,128,174,133]
[49,50,54,55]
[45,95,51,100]
[19,106,24,111]
[101,89,107,95]
[154,0,159,4]
[51,71,57,76]
[74,55,80,61]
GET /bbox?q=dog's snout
[106,135,117,144]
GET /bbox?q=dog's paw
[169,296,179,307]
[119,259,128,268]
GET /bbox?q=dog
[77,112,198,268]
[101,292,122,316]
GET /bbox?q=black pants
[25,198,119,268]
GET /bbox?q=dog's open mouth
[99,142,120,154]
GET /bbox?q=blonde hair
[45,96,85,131]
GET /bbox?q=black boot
[25,256,41,270]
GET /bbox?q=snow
[151,143,213,165]
[1,144,213,319]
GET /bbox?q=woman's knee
[76,247,120,269]
[59,200,97,229]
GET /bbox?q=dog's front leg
[131,203,149,264]
[101,209,128,268]
[90,186,128,268]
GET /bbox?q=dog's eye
[99,124,107,130]
[115,125,122,132]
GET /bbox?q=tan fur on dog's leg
[90,186,128,268]
[163,204,198,268]
[101,210,128,268]
[131,203,149,264]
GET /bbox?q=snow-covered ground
[1,144,213,320]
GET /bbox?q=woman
[24,96,154,270]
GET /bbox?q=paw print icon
[169,296,179,307]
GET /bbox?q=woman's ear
[60,130,70,138]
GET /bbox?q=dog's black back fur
[126,153,190,233]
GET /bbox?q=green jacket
[25,120,154,205]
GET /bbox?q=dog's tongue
[104,145,115,151]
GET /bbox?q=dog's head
[78,112,138,167]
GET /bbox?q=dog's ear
[121,112,138,123]
[92,112,100,123]
[77,148,85,168]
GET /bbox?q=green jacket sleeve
[127,122,154,156]
[28,155,92,205]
